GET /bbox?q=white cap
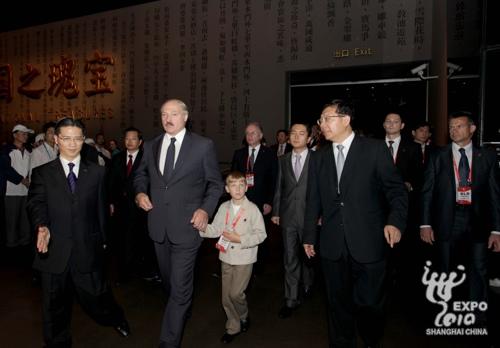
[12,124,34,134]
[35,133,45,142]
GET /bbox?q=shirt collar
[165,127,187,145]
[59,155,81,166]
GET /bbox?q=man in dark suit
[108,127,152,283]
[270,129,293,157]
[231,121,277,215]
[272,123,315,318]
[420,112,500,318]
[303,100,408,348]
[134,99,224,348]
[411,121,435,168]
[382,112,422,192]
[27,118,129,348]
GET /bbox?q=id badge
[245,173,255,188]
[457,186,472,205]
[216,236,231,253]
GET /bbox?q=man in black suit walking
[134,99,224,348]
[108,127,152,283]
[303,100,408,348]
[27,118,129,348]
[272,123,314,318]
[231,121,277,216]
[420,112,500,318]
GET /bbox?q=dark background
[0,0,158,33]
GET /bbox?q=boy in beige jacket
[200,171,266,344]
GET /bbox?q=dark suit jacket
[231,145,278,210]
[108,150,143,207]
[27,159,107,274]
[304,135,408,263]
[273,150,311,230]
[270,143,293,157]
[134,131,224,245]
[392,138,422,188]
[420,144,500,242]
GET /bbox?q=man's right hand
[136,193,153,211]
[303,244,316,258]
[420,226,435,245]
[37,226,50,253]
[271,216,280,225]
[21,177,30,188]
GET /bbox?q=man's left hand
[384,225,401,248]
[488,234,500,252]
[191,209,208,231]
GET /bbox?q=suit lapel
[324,145,339,196]
[283,153,296,183]
[169,131,193,183]
[471,146,482,189]
[53,160,73,197]
[75,160,90,194]
[339,135,360,197]
[153,135,164,179]
[444,145,456,188]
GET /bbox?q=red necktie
[126,155,133,176]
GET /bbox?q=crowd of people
[1,97,500,348]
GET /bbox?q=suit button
[231,246,234,249]
[165,186,168,190]
[340,202,344,207]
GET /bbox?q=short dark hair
[449,111,475,125]
[323,99,355,120]
[276,129,288,136]
[290,123,311,136]
[42,121,56,133]
[123,126,143,140]
[55,118,86,135]
[384,111,404,123]
[226,171,246,184]
[411,120,432,132]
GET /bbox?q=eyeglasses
[58,136,85,143]
[317,114,347,125]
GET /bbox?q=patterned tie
[336,145,345,192]
[458,148,470,187]
[126,154,133,177]
[67,162,77,194]
[388,140,395,160]
[293,154,301,181]
[163,137,176,181]
[249,148,255,172]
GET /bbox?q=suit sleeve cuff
[420,225,432,229]
[491,231,500,235]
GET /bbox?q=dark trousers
[155,237,201,348]
[436,207,488,308]
[282,226,314,307]
[40,264,125,347]
[322,244,386,348]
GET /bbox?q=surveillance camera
[447,62,462,72]
[411,63,428,75]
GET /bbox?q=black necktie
[388,140,395,159]
[458,148,469,186]
[163,137,176,181]
[67,162,77,193]
[249,148,255,172]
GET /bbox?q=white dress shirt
[332,131,355,164]
[159,128,186,175]
[60,155,81,178]
[126,149,140,165]
[385,135,401,162]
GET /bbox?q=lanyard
[225,206,244,230]
[452,156,472,185]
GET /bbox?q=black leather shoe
[114,320,130,337]
[240,318,250,332]
[278,305,296,319]
[221,332,239,343]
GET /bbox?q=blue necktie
[163,137,176,181]
[67,162,77,193]
[458,148,469,186]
